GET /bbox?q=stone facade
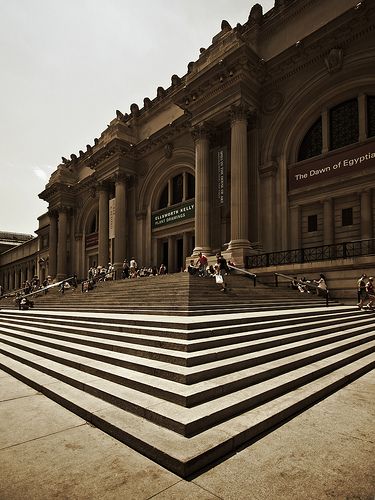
[1,0,375,288]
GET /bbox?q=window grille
[330,99,358,150]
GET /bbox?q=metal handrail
[274,272,330,307]
[18,276,76,300]
[228,265,257,287]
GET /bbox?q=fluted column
[48,210,58,279]
[192,123,211,255]
[228,104,251,255]
[114,174,127,271]
[56,208,68,280]
[168,236,176,274]
[98,183,110,267]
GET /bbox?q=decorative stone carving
[70,154,77,161]
[143,97,152,109]
[221,20,231,31]
[171,74,181,86]
[157,86,166,98]
[130,103,139,117]
[248,3,263,25]
[187,61,195,74]
[191,122,212,142]
[324,48,344,73]
[262,91,284,114]
[94,138,99,145]
[116,109,124,120]
[61,157,69,164]
[229,103,252,124]
[164,143,174,159]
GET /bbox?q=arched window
[298,117,322,161]
[172,174,183,205]
[367,95,375,138]
[158,185,168,209]
[158,172,195,209]
[88,211,98,234]
[187,173,195,199]
[330,98,358,150]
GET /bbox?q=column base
[227,239,254,268]
[192,246,212,257]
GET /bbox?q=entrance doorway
[176,238,183,272]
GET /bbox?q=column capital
[97,180,111,192]
[113,172,128,184]
[191,122,212,142]
[229,102,255,124]
[47,208,58,219]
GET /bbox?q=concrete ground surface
[0,368,374,500]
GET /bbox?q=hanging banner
[152,201,195,229]
[109,198,116,239]
[215,147,227,206]
[288,140,375,190]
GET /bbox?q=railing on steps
[228,265,257,287]
[274,272,330,307]
[247,237,375,268]
[7,277,77,309]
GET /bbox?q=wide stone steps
[0,274,329,315]
[0,313,373,369]
[0,346,373,478]
[1,304,373,477]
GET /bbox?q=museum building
[1,0,375,291]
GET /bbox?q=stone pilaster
[56,208,68,280]
[361,189,372,240]
[192,122,211,256]
[98,183,110,267]
[228,104,252,262]
[114,174,127,271]
[168,236,176,273]
[48,210,58,279]
[323,198,334,246]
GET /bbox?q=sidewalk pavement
[0,368,374,500]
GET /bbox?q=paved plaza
[0,367,374,500]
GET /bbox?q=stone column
[48,210,58,279]
[168,236,176,274]
[98,183,110,267]
[361,190,372,240]
[323,198,334,246]
[228,104,252,260]
[192,123,211,255]
[114,175,127,272]
[56,208,68,280]
[183,232,189,265]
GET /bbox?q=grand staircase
[0,275,373,477]
[0,273,330,315]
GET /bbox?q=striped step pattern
[0,305,373,477]
[0,274,330,315]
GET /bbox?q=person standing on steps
[357,273,367,309]
[215,252,228,292]
[364,276,375,310]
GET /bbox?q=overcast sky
[0,0,274,235]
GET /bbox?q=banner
[215,147,227,206]
[109,198,116,239]
[152,201,195,229]
[288,140,375,190]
